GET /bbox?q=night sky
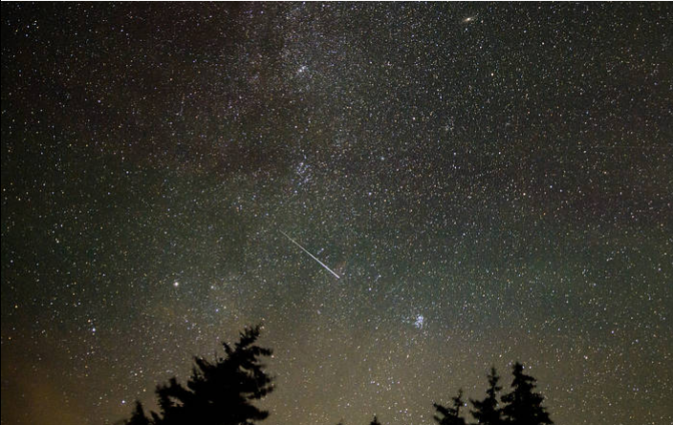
[1,3,672,425]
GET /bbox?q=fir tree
[370,415,382,425]
[470,367,504,425]
[433,389,466,425]
[126,326,274,425]
[501,363,553,425]
[126,401,151,425]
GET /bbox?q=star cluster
[1,3,671,425]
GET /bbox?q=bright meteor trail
[279,230,341,279]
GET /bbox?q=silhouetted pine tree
[433,389,466,425]
[501,363,553,425]
[127,326,273,425]
[469,367,504,425]
[126,401,151,425]
[370,415,382,425]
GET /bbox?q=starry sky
[1,3,672,425]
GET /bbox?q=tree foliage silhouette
[125,326,274,425]
[469,367,504,425]
[369,415,382,425]
[433,388,466,425]
[501,362,553,425]
[126,400,151,425]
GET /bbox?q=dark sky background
[1,3,672,425]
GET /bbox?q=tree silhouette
[369,415,382,425]
[125,326,274,425]
[126,400,151,425]
[469,367,504,425]
[501,362,553,425]
[433,389,466,425]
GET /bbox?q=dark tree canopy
[433,389,466,425]
[432,363,554,425]
[119,330,555,425]
[126,400,151,425]
[125,326,274,425]
[501,363,553,425]
[470,367,504,425]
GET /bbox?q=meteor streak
[279,230,341,279]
